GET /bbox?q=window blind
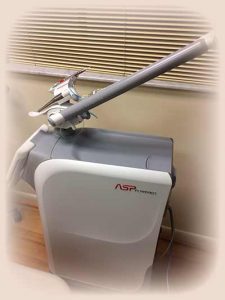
[8,7,218,86]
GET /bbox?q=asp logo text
[115,184,136,191]
[115,183,157,195]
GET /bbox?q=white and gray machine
[8,33,214,292]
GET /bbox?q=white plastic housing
[35,159,172,292]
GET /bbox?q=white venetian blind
[8,6,218,86]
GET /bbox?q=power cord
[158,205,175,292]
[159,205,175,259]
[165,205,174,292]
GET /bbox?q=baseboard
[10,190,217,252]
[161,225,217,252]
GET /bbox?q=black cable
[164,205,175,292]
[154,205,175,292]
[159,205,175,259]
[151,205,175,292]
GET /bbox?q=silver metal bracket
[28,69,91,130]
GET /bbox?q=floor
[7,196,215,293]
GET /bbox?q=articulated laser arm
[30,33,215,130]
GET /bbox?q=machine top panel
[51,128,173,173]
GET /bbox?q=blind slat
[17,20,210,30]
[13,26,208,36]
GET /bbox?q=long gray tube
[48,33,214,127]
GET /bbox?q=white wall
[6,72,218,243]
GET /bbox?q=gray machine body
[19,127,174,291]
[22,128,174,188]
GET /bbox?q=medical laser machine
[8,33,214,292]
